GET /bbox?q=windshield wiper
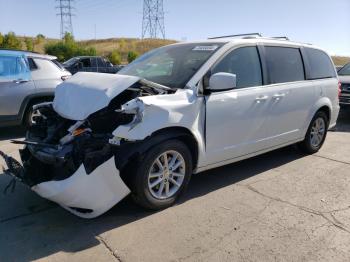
[139,79,178,94]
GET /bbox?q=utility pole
[56,0,75,38]
[142,0,165,39]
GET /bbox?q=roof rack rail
[208,33,262,40]
[270,36,290,40]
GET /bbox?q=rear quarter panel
[31,59,64,93]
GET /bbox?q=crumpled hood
[53,72,140,120]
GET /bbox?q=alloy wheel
[147,150,186,200]
[310,117,326,148]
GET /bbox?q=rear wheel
[132,139,193,210]
[298,111,328,154]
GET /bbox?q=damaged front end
[1,73,175,218]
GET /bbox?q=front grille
[341,83,350,93]
[340,96,350,104]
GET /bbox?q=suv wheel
[132,139,193,210]
[298,111,328,154]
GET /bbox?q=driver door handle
[13,79,29,84]
[255,95,269,103]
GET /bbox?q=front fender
[112,89,206,169]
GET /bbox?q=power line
[142,0,165,39]
[56,0,75,38]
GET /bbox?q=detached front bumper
[32,156,130,218]
[2,151,130,218]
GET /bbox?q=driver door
[205,46,271,165]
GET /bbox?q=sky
[0,0,349,56]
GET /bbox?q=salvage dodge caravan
[1,35,340,218]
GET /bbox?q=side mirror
[77,62,83,69]
[208,72,237,92]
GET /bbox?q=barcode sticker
[192,45,218,51]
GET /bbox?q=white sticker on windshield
[192,45,218,51]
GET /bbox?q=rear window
[51,59,65,70]
[265,47,305,84]
[336,63,350,76]
[304,48,336,79]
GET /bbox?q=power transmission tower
[56,0,75,38]
[142,0,165,39]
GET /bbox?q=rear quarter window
[51,59,65,70]
[304,48,336,80]
[28,58,38,70]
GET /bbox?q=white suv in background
[2,35,340,218]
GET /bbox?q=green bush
[0,32,22,49]
[127,51,139,63]
[44,32,96,62]
[108,50,122,65]
[25,37,34,51]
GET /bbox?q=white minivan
[2,35,340,218]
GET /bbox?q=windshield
[338,63,350,76]
[118,43,224,88]
[63,57,79,66]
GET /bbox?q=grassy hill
[15,36,350,66]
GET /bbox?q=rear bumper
[31,156,130,218]
[329,104,340,129]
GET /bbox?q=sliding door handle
[272,93,286,99]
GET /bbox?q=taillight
[61,75,70,81]
[338,81,342,99]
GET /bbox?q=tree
[63,32,74,44]
[108,50,121,65]
[0,33,3,47]
[25,37,34,51]
[36,34,45,40]
[2,32,22,50]
[44,33,96,62]
[127,51,139,63]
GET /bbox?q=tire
[298,111,329,154]
[23,99,49,128]
[23,105,35,129]
[131,139,193,210]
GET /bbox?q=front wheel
[132,139,193,210]
[298,111,328,154]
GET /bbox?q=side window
[80,58,91,67]
[304,48,336,79]
[28,58,38,70]
[212,46,262,88]
[97,58,105,67]
[0,55,29,80]
[91,57,97,67]
[265,47,305,84]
